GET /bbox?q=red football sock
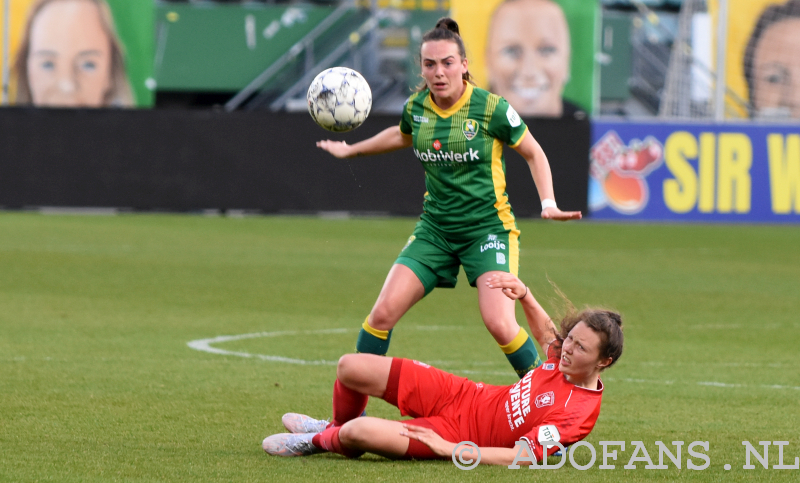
[312,426,364,459]
[332,379,368,427]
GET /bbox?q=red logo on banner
[433,139,442,151]
[590,131,664,215]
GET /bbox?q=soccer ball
[307,67,372,132]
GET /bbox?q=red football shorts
[385,358,479,459]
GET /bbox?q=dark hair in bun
[434,17,460,35]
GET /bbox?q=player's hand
[485,273,527,300]
[541,207,582,221]
[400,424,455,458]
[316,139,353,158]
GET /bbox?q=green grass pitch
[1,212,798,482]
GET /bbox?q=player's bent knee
[337,353,374,386]
[484,319,521,345]
[338,419,369,448]
[336,354,358,383]
[368,304,397,330]
[338,423,355,446]
[482,310,517,327]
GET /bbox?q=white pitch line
[186,326,464,366]
[760,384,800,390]
[697,381,743,388]
[621,378,674,385]
[638,361,787,368]
[187,328,357,365]
[603,377,800,391]
[688,322,794,330]
[187,329,800,390]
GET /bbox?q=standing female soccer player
[317,18,581,377]
[262,273,623,463]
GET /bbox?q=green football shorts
[395,220,520,295]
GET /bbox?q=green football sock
[355,317,393,355]
[500,329,542,378]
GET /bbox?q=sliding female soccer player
[316,18,581,378]
[262,273,623,464]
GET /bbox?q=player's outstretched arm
[316,126,412,159]
[512,131,582,221]
[485,273,559,355]
[400,425,520,465]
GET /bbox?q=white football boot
[262,432,323,457]
[281,413,330,434]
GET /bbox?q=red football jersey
[467,356,603,460]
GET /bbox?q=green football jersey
[399,83,529,230]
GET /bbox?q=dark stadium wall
[0,109,589,217]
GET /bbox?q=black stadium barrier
[0,108,589,217]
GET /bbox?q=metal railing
[266,16,379,111]
[224,1,357,111]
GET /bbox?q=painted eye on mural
[500,45,523,60]
[762,66,790,85]
[537,44,558,57]
[79,60,98,73]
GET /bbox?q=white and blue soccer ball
[307,67,372,132]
